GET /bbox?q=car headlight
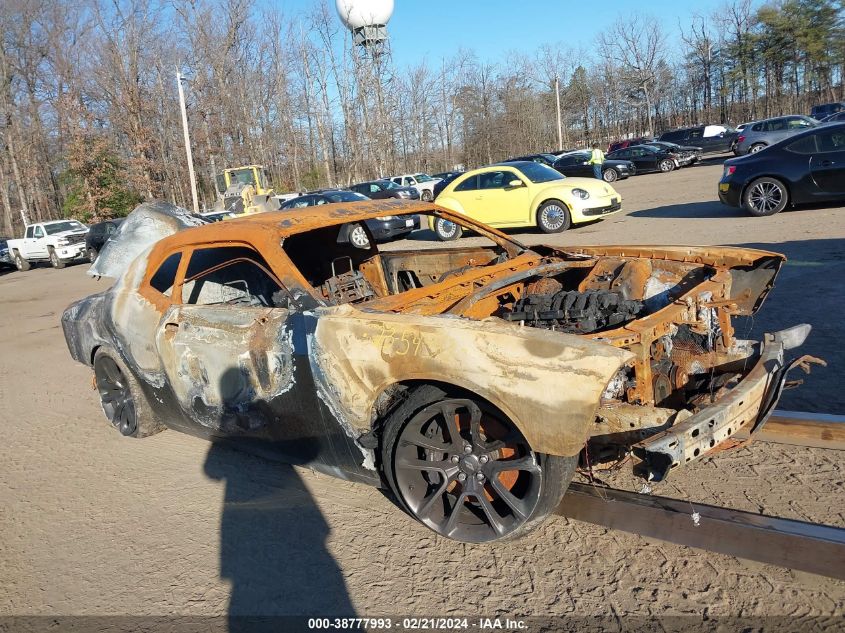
[57,238,70,246]
[375,215,397,221]
[571,188,590,200]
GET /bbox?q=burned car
[62,199,820,543]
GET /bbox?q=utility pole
[554,75,563,150]
[176,69,199,214]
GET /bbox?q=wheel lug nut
[463,444,472,454]
[479,455,488,464]
[457,472,467,482]
[475,473,485,482]
[451,455,460,463]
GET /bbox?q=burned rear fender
[308,305,634,457]
[61,292,112,366]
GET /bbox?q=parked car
[0,236,14,270]
[63,200,814,542]
[350,179,420,200]
[433,161,621,239]
[552,151,635,182]
[810,102,845,120]
[85,218,124,263]
[606,145,680,173]
[658,126,736,154]
[733,115,817,155]
[389,173,441,201]
[432,171,465,200]
[639,141,702,166]
[503,153,559,167]
[719,122,845,216]
[7,219,89,270]
[608,137,652,153]
[280,189,418,247]
[820,111,845,124]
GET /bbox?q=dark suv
[811,102,845,120]
[349,179,419,200]
[658,126,736,154]
[85,218,124,263]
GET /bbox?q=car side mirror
[507,179,524,188]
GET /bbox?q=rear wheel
[48,247,65,269]
[658,159,675,172]
[93,347,164,438]
[13,251,30,271]
[381,385,576,543]
[87,247,98,263]
[536,200,571,233]
[749,143,766,154]
[602,168,618,182]
[742,177,788,217]
[421,190,433,202]
[433,217,463,241]
[348,223,371,249]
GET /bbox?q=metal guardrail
[557,409,845,579]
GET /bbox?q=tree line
[1,0,842,233]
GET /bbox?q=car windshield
[413,173,434,182]
[325,191,368,202]
[514,162,564,183]
[44,221,86,235]
[379,180,400,190]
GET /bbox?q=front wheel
[381,385,576,543]
[658,159,675,172]
[602,168,618,183]
[536,200,571,233]
[743,177,788,216]
[433,217,463,241]
[13,251,30,271]
[94,347,164,438]
[49,247,65,269]
[87,247,98,263]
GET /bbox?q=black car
[504,153,559,167]
[606,145,680,173]
[349,179,420,201]
[0,236,14,270]
[639,141,702,166]
[820,112,845,124]
[432,171,465,199]
[658,126,736,153]
[551,151,635,182]
[281,189,419,247]
[811,102,845,120]
[718,122,845,216]
[85,218,124,263]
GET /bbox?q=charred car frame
[62,199,820,542]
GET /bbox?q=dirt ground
[2,161,844,625]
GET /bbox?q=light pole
[176,69,199,214]
[554,75,563,150]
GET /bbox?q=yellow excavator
[214,165,279,215]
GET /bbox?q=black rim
[393,399,542,542]
[95,355,137,436]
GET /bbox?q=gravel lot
[1,160,843,625]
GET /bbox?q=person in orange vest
[588,143,605,180]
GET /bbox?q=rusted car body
[62,199,818,542]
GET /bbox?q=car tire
[421,190,433,202]
[380,384,577,543]
[348,223,371,249]
[13,251,30,271]
[433,217,463,241]
[602,168,618,183]
[749,143,766,154]
[87,247,98,263]
[742,177,789,217]
[658,159,675,172]
[48,247,65,269]
[536,200,571,233]
[93,347,165,438]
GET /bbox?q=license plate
[405,219,415,228]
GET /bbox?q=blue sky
[276,0,729,68]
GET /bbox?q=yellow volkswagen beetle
[431,161,622,240]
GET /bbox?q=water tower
[335,0,394,52]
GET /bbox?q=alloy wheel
[94,355,138,436]
[392,399,542,542]
[349,224,371,249]
[540,204,566,231]
[748,181,784,214]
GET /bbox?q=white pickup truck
[7,220,89,270]
[389,173,441,201]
